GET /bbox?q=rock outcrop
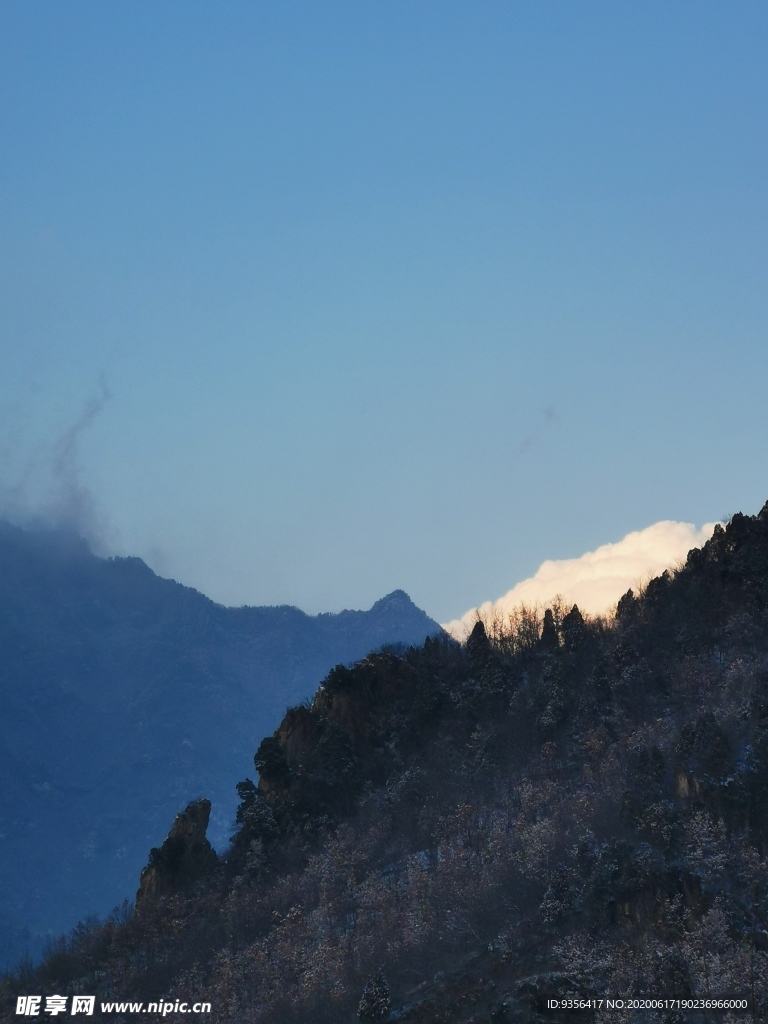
[135,798,217,909]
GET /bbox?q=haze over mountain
[0,520,441,968]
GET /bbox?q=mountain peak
[371,589,415,610]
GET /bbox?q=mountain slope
[0,521,441,967]
[6,503,768,1023]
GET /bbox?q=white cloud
[442,520,717,640]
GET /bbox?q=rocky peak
[135,798,217,909]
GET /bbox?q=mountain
[5,501,768,1022]
[0,521,441,968]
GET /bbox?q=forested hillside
[4,504,768,1023]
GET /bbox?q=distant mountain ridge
[0,521,442,967]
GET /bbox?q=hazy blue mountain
[0,521,441,968]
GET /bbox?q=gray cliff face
[0,521,442,968]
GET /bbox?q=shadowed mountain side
[0,521,441,968]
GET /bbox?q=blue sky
[1,2,767,622]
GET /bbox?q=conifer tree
[540,607,559,652]
[357,970,390,1021]
[466,619,491,662]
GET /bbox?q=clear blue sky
[1,2,767,622]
